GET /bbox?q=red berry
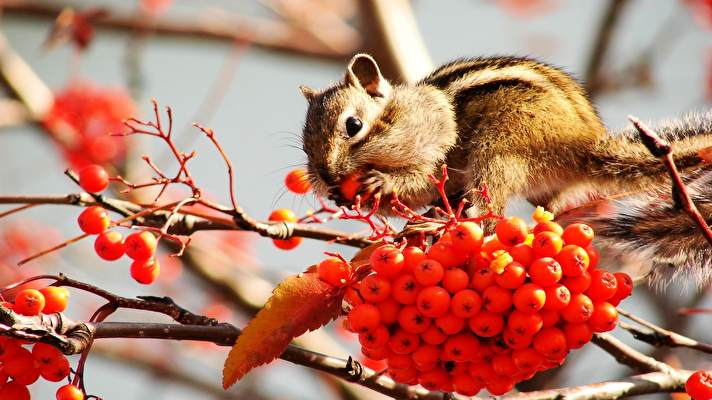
[77,206,110,234]
[435,312,466,335]
[482,285,513,313]
[4,347,34,380]
[421,325,448,345]
[419,368,451,391]
[543,284,571,311]
[40,286,70,313]
[561,270,592,294]
[540,309,560,328]
[496,217,529,246]
[513,283,546,313]
[608,272,634,305]
[269,209,302,250]
[78,164,109,193]
[507,310,543,336]
[124,230,157,261]
[443,333,480,362]
[564,322,593,349]
[562,223,594,247]
[470,266,496,292]
[318,258,352,287]
[397,306,432,334]
[588,302,618,332]
[94,230,125,260]
[587,245,600,269]
[509,243,535,267]
[512,347,543,372]
[427,239,466,268]
[32,342,63,367]
[391,274,420,305]
[130,258,160,284]
[533,327,568,358]
[450,222,484,254]
[451,289,482,318]
[442,268,469,293]
[586,269,618,301]
[402,246,426,274]
[416,286,450,318]
[370,245,404,278]
[529,257,563,286]
[495,262,527,289]
[376,299,401,324]
[14,288,45,316]
[0,337,22,362]
[57,384,85,400]
[486,375,515,395]
[452,373,482,396]
[388,329,419,354]
[492,353,518,376]
[561,293,594,323]
[503,328,533,350]
[285,168,311,194]
[533,221,564,236]
[686,370,712,400]
[469,311,504,337]
[414,259,444,286]
[348,304,381,333]
[358,325,390,349]
[532,231,564,258]
[0,381,30,400]
[557,245,590,277]
[40,354,70,382]
[272,237,302,250]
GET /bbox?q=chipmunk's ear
[299,85,318,102]
[345,53,391,98]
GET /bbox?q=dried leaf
[222,270,343,388]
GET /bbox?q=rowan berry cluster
[0,288,83,400]
[76,164,160,285]
[318,208,633,396]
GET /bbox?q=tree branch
[617,308,712,355]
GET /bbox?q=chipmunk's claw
[359,170,393,199]
[395,220,443,240]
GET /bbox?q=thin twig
[617,308,712,354]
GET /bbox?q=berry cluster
[322,209,632,396]
[0,289,84,400]
[76,165,161,285]
[266,168,313,250]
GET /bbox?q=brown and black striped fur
[300,54,712,284]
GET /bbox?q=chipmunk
[299,54,712,285]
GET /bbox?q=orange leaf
[222,270,343,388]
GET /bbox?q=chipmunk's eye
[345,116,363,137]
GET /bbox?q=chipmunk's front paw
[327,186,352,207]
[359,170,394,199]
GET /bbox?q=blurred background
[0,0,711,399]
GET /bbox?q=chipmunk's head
[300,54,457,205]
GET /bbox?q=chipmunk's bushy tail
[557,111,712,288]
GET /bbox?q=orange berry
[78,164,109,193]
[77,206,110,234]
[376,298,401,324]
[586,269,618,301]
[532,231,564,258]
[588,301,618,332]
[272,237,302,250]
[318,257,352,287]
[512,283,546,313]
[412,344,441,370]
[388,329,419,354]
[14,288,45,316]
[481,236,506,255]
[427,240,466,268]
[586,245,600,269]
[442,268,469,293]
[495,262,527,289]
[401,246,426,274]
[529,257,563,286]
[451,289,482,319]
[348,304,381,333]
[502,328,533,349]
[285,168,311,194]
[509,243,535,267]
[40,286,70,314]
[508,309,543,337]
[533,221,563,236]
[414,259,444,286]
[685,370,712,400]
[398,306,431,334]
[562,223,594,247]
[470,266,496,292]
[416,286,450,318]
[56,384,85,400]
[540,309,560,327]
[269,208,297,222]
[124,230,157,261]
[608,272,634,305]
[94,230,125,261]
[359,273,389,301]
[370,245,404,278]
[563,322,593,349]
[533,327,568,359]
[339,173,362,201]
[512,347,543,371]
[391,274,420,305]
[557,245,590,277]
[561,293,594,323]
[450,222,484,254]
[561,270,592,294]
[496,217,529,246]
[482,285,512,313]
[468,311,504,337]
[543,284,571,311]
[443,333,480,362]
[130,258,160,284]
